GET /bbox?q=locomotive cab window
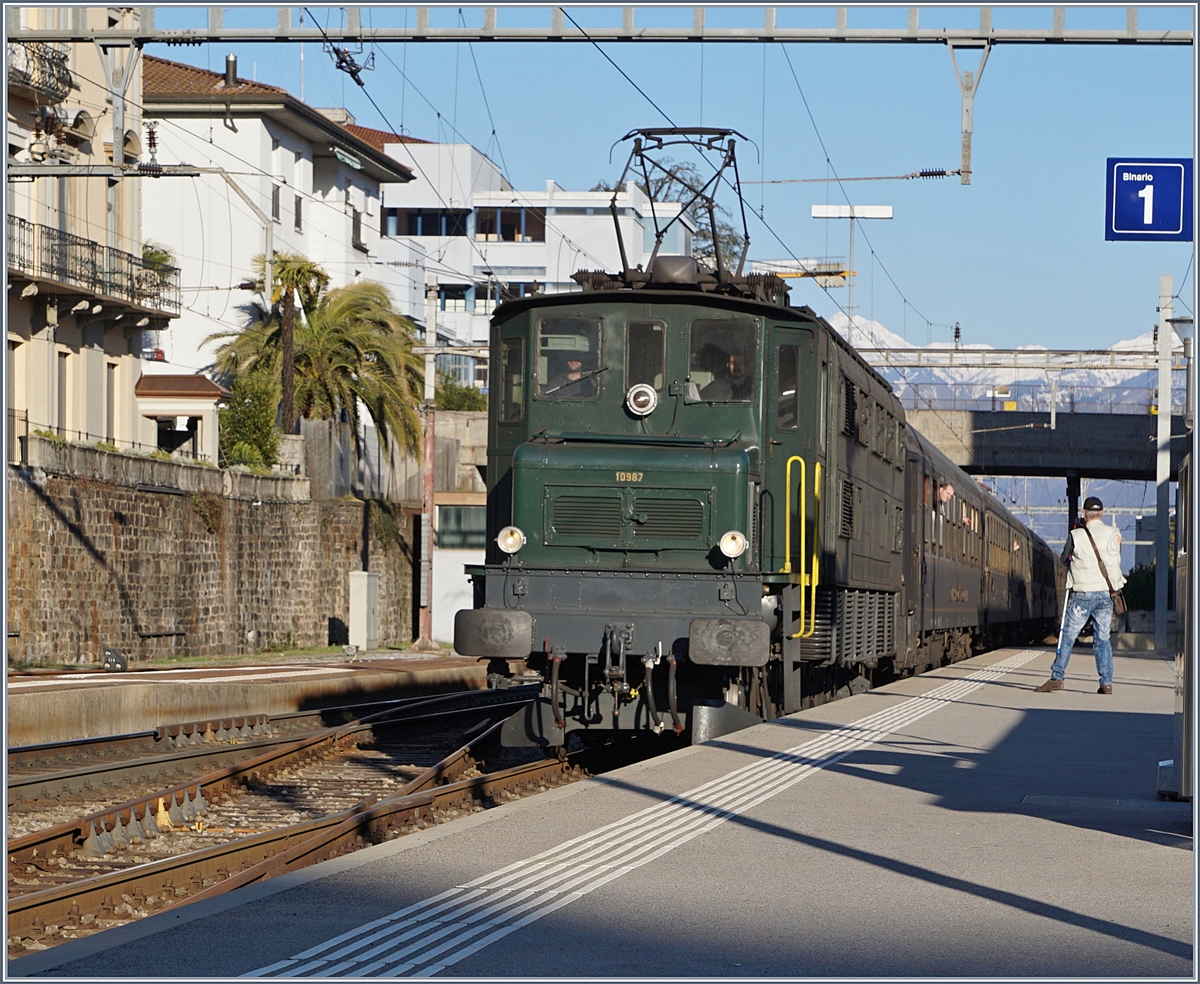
[626,320,666,390]
[537,317,602,400]
[686,318,757,402]
[499,337,525,423]
[775,344,799,429]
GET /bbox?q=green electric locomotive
[453,129,1060,746]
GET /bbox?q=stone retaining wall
[7,439,416,665]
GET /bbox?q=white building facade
[376,142,696,366]
[139,55,417,376]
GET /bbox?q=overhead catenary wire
[56,63,415,242]
[304,8,613,287]
[63,59,500,295]
[558,11,951,350]
[369,41,610,275]
[776,43,950,344]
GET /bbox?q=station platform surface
[11,645,1193,978]
[6,653,487,745]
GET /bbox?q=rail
[6,215,181,317]
[7,687,545,943]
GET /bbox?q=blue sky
[148,4,1196,351]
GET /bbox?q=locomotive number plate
[615,471,644,482]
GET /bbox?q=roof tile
[341,123,429,149]
[143,54,287,98]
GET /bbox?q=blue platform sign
[1106,158,1193,242]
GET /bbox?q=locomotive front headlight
[625,383,658,417]
[496,525,527,554]
[719,530,748,559]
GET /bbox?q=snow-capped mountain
[826,313,1187,416]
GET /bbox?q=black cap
[1083,496,1104,511]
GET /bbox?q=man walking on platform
[1035,496,1126,694]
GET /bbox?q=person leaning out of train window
[1035,496,1125,695]
[546,352,597,398]
[700,351,753,401]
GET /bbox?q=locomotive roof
[490,285,815,325]
[491,287,899,399]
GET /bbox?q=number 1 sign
[1106,158,1193,242]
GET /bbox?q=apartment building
[138,54,418,376]
[7,8,181,459]
[377,142,696,381]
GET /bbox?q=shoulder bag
[1082,525,1127,616]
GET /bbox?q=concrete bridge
[905,410,1190,482]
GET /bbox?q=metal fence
[11,417,208,464]
[6,215,181,317]
[7,41,71,102]
[893,379,1187,416]
[7,409,28,464]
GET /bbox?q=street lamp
[811,204,893,342]
[1168,315,1194,431]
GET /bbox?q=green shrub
[219,375,279,468]
[228,439,264,467]
[1123,561,1174,610]
[32,428,67,444]
[436,371,486,411]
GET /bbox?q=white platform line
[244,650,1039,977]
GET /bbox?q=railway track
[7,689,495,818]
[8,685,581,957]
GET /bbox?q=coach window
[686,319,757,402]
[537,317,601,400]
[498,337,525,423]
[626,320,665,390]
[923,475,931,545]
[775,344,799,429]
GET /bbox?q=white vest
[1067,519,1125,593]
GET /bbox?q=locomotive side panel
[795,333,907,668]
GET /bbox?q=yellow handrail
[782,455,806,637]
[802,461,822,638]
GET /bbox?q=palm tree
[208,279,425,458]
[247,253,329,435]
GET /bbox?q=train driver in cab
[700,350,754,401]
[546,351,598,398]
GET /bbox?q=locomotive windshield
[537,317,602,400]
[687,318,758,402]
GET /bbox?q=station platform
[10,645,1192,978]
[6,653,487,746]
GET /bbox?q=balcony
[7,42,72,103]
[7,215,181,317]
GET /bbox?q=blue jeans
[1050,590,1114,686]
